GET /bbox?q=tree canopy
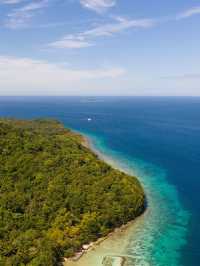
[0,118,145,265]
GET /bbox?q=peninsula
[0,118,145,265]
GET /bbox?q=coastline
[81,135,111,161]
[63,135,147,266]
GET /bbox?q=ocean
[0,96,199,266]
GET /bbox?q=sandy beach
[63,219,142,266]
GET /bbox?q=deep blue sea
[0,96,200,266]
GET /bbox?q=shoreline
[63,134,147,266]
[63,212,147,264]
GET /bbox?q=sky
[0,0,200,96]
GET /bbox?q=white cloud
[0,55,125,94]
[85,17,155,36]
[5,0,49,29]
[0,0,24,4]
[80,0,116,13]
[49,17,155,49]
[176,6,200,19]
[49,35,93,49]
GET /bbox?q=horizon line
[0,95,200,98]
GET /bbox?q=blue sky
[0,0,200,95]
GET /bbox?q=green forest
[0,118,145,265]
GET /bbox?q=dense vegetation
[0,118,145,266]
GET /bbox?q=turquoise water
[85,134,189,266]
[1,96,200,265]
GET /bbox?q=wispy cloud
[85,17,155,36]
[49,16,156,49]
[5,0,49,29]
[80,0,116,13]
[176,6,200,20]
[0,55,125,93]
[49,35,93,49]
[0,0,24,4]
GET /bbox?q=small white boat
[87,118,92,121]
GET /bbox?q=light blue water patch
[82,132,190,266]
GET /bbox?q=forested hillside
[0,119,145,265]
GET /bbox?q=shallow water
[1,96,199,266]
